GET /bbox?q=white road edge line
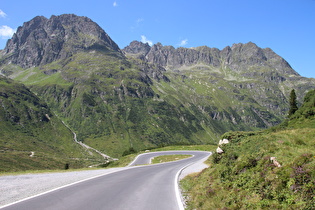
[0,168,128,209]
[0,152,180,209]
[175,157,195,210]
[130,151,212,209]
[175,152,212,210]
[127,151,171,166]
[1,151,211,209]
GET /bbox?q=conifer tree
[288,89,298,116]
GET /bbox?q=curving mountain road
[1,151,211,210]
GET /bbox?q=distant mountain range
[0,14,314,170]
[123,40,296,76]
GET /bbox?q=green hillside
[182,89,315,209]
[7,51,226,157]
[0,76,105,172]
[3,46,315,159]
[8,48,295,158]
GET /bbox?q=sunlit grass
[181,122,315,209]
[151,155,192,164]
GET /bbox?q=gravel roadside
[179,153,211,180]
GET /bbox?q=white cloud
[179,39,188,47]
[0,9,7,18]
[0,25,15,38]
[141,35,153,46]
[136,18,144,24]
[113,1,118,7]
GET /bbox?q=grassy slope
[182,90,315,209]
[9,52,224,157]
[6,48,314,159]
[4,47,315,162]
[0,115,108,172]
[161,65,292,130]
[0,76,105,172]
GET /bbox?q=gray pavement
[1,151,211,210]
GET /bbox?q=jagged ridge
[1,14,122,68]
[123,41,298,76]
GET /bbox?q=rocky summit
[1,14,315,170]
[1,14,121,68]
[123,41,297,76]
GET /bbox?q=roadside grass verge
[151,155,192,164]
[149,145,217,152]
[180,89,315,209]
[180,126,315,209]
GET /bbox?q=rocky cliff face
[123,41,151,60]
[123,41,298,76]
[1,14,122,68]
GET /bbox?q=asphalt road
[1,151,211,210]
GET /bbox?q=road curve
[1,151,211,210]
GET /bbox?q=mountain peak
[122,40,151,59]
[123,41,299,76]
[2,14,122,68]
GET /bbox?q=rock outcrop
[123,41,298,76]
[219,139,230,145]
[1,14,122,68]
[270,157,282,167]
[123,40,151,60]
[216,139,230,154]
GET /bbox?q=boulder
[219,139,229,145]
[216,147,224,154]
[270,157,282,167]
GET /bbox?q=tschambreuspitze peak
[2,14,122,68]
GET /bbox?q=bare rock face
[2,14,122,68]
[225,42,296,75]
[123,40,151,59]
[123,41,299,76]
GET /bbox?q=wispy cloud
[0,9,7,18]
[113,1,118,7]
[141,35,153,46]
[136,18,144,24]
[131,18,144,31]
[0,25,15,38]
[179,39,188,47]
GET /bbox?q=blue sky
[0,0,314,78]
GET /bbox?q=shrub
[64,163,69,170]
